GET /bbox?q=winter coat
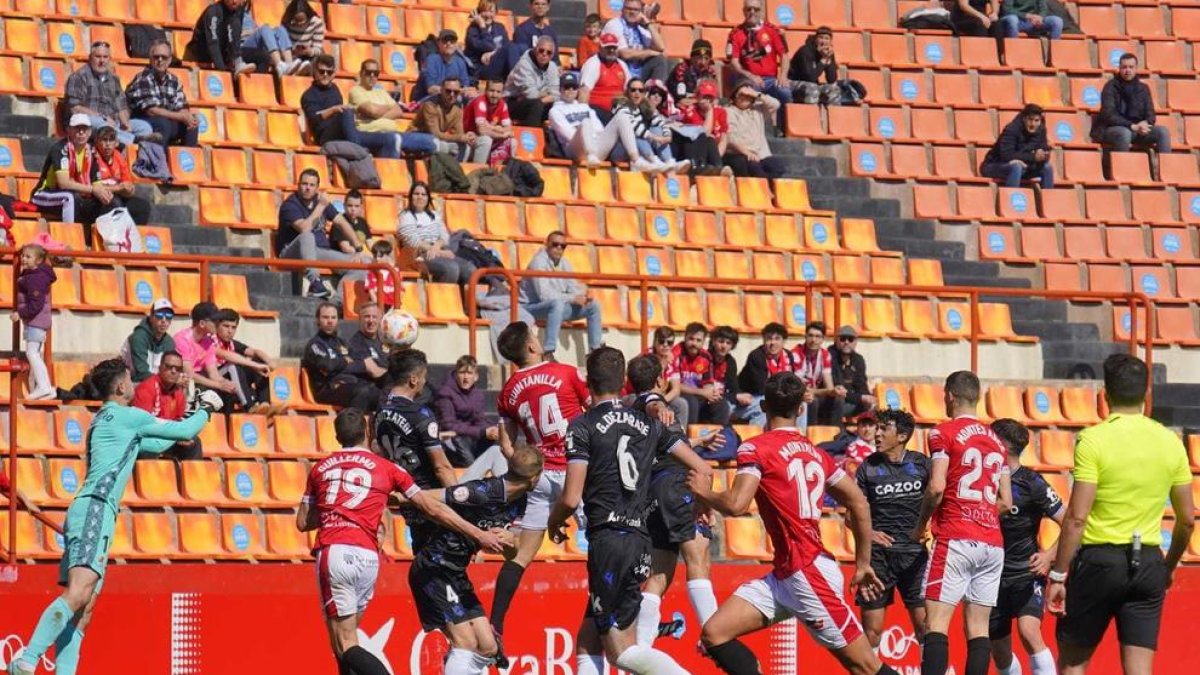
[16,264,55,330]
[433,373,489,439]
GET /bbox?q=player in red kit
[690,372,899,675]
[912,371,1013,675]
[297,408,504,675]
[489,321,590,664]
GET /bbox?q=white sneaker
[673,159,692,174]
[234,61,257,76]
[295,60,313,76]
[26,386,56,401]
[631,157,656,172]
[650,158,672,174]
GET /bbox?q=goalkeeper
[8,358,222,675]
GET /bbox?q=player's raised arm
[404,489,505,553]
[690,466,759,517]
[296,469,320,532]
[136,389,222,443]
[995,465,1013,515]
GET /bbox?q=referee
[1048,353,1194,675]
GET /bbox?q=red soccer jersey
[303,448,420,552]
[737,428,845,578]
[365,268,396,308]
[671,343,715,390]
[0,466,9,493]
[927,416,1010,546]
[498,361,589,470]
[726,23,787,77]
[463,95,511,135]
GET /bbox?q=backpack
[468,167,515,196]
[124,24,169,59]
[503,157,545,197]
[428,153,470,194]
[837,79,867,106]
[898,7,954,32]
[322,140,381,190]
[414,34,439,71]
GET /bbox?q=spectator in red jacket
[132,350,202,460]
[673,322,731,425]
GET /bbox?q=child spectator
[649,325,688,425]
[89,125,152,226]
[241,0,306,75]
[434,355,499,466]
[576,13,602,67]
[331,189,371,256]
[12,243,57,400]
[213,308,274,413]
[282,0,325,69]
[465,0,512,83]
[175,301,239,398]
[365,240,398,309]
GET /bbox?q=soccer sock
[490,560,526,634]
[921,632,949,675]
[965,637,991,675]
[444,648,478,675]
[998,658,1024,675]
[686,579,719,625]
[18,597,73,668]
[341,646,389,675]
[706,640,761,675]
[636,592,662,647]
[576,653,606,675]
[1030,649,1057,675]
[51,626,84,675]
[614,645,690,675]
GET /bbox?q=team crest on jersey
[427,421,438,438]
[452,486,469,503]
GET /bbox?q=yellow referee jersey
[1073,413,1192,546]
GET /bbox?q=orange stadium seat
[225,460,271,506]
[617,171,652,205]
[1038,431,1075,470]
[133,461,185,506]
[724,517,771,560]
[668,290,704,327]
[265,512,311,559]
[674,249,709,278]
[724,212,761,248]
[178,512,232,558]
[862,296,903,336]
[1060,387,1101,425]
[168,147,207,184]
[181,460,236,506]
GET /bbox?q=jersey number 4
[956,448,1002,504]
[787,459,826,519]
[518,393,567,444]
[322,468,373,508]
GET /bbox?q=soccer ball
[380,310,420,349]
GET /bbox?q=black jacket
[787,38,838,85]
[1093,76,1155,139]
[185,1,243,71]
[982,115,1050,168]
[301,331,369,392]
[829,347,869,407]
[712,351,741,403]
[738,345,798,397]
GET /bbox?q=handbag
[95,208,143,253]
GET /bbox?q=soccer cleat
[657,614,686,640]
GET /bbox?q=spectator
[87,125,151,226]
[239,0,305,75]
[827,325,876,423]
[121,299,176,383]
[950,0,1006,65]
[672,80,730,176]
[464,80,514,164]
[521,230,604,358]
[502,35,560,126]
[787,26,840,106]
[981,104,1054,188]
[301,301,383,410]
[794,321,836,428]
[346,301,388,388]
[276,168,371,299]
[434,355,499,466]
[331,189,370,256]
[649,325,688,425]
[282,0,325,69]
[673,322,731,425]
[549,72,656,170]
[999,0,1063,40]
[576,13,602,67]
[579,32,629,121]
[345,58,437,157]
[125,39,199,147]
[213,308,273,413]
[413,76,481,160]
[65,40,156,146]
[185,0,257,76]
[398,181,477,284]
[365,240,397,309]
[723,81,787,178]
[466,0,512,84]
[710,325,753,415]
[602,0,667,83]
[13,243,56,400]
[132,351,202,460]
[667,39,718,102]
[30,115,97,224]
[511,0,558,64]
[611,78,687,172]
[1094,53,1172,166]
[736,322,797,426]
[174,302,239,399]
[725,0,791,106]
[415,30,474,101]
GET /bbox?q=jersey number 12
[787,459,825,519]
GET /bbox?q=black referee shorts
[1056,545,1169,651]
[988,576,1046,640]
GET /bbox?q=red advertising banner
[1,562,1198,674]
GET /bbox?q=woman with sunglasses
[611,78,689,173]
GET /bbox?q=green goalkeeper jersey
[78,401,210,515]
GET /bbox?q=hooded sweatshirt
[16,264,56,331]
[122,317,177,383]
[433,372,489,439]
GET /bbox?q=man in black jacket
[787,26,839,105]
[301,302,384,410]
[184,0,255,75]
[735,322,797,426]
[980,104,1054,188]
[347,302,388,388]
[1093,53,1171,160]
[826,325,876,424]
[709,325,753,415]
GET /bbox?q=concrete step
[0,114,49,138]
[813,196,901,218]
[1012,320,1096,340]
[148,203,197,227]
[943,275,1031,290]
[1150,406,1200,428]
[802,176,871,199]
[876,236,962,259]
[777,154,838,178]
[868,218,937,242]
[168,225,228,248]
[1145,383,1200,408]
[1042,350,1167,382]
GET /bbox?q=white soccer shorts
[922,538,1005,607]
[734,554,864,649]
[316,544,381,619]
[518,469,566,531]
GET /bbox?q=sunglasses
[745,6,762,12]
[443,88,462,95]
[150,54,171,61]
[548,241,568,249]
[362,69,380,76]
[153,312,175,320]
[536,48,554,55]
[317,67,335,75]
[163,364,185,373]
[838,336,856,342]
[628,87,645,93]
[657,338,674,346]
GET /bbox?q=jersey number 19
[322,468,373,508]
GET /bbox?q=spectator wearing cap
[133,350,203,460]
[502,35,560,126]
[725,0,792,108]
[667,39,718,102]
[549,71,658,171]
[414,29,476,101]
[125,39,199,147]
[999,0,1064,40]
[673,80,731,176]
[981,104,1054,188]
[30,115,98,224]
[579,32,630,123]
[1093,52,1171,175]
[66,40,158,146]
[510,0,559,64]
[342,58,438,158]
[122,299,177,383]
[826,324,876,424]
[413,76,485,160]
[174,301,240,398]
[465,0,512,84]
[787,27,841,106]
[723,81,787,178]
[602,0,668,83]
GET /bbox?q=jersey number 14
[518,393,567,444]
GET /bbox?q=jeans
[1102,125,1172,154]
[337,109,400,159]
[981,160,1054,188]
[794,81,840,105]
[1000,14,1063,39]
[524,298,603,354]
[424,255,476,284]
[139,114,199,147]
[758,77,793,104]
[242,25,292,53]
[278,231,357,280]
[88,114,152,145]
[626,54,668,83]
